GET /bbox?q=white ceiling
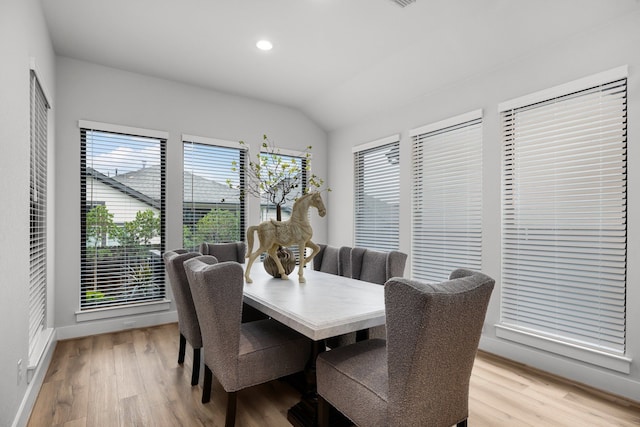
[41,0,640,131]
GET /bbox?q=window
[410,111,482,282]
[498,67,628,369]
[29,69,50,357]
[353,135,400,251]
[80,121,167,310]
[183,136,246,249]
[259,151,307,223]
[259,149,307,259]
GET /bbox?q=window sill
[28,327,55,383]
[75,299,172,323]
[495,323,632,374]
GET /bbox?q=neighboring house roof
[88,167,159,209]
[183,170,240,204]
[92,165,301,212]
[110,165,163,203]
[102,165,241,205]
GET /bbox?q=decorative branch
[228,134,329,220]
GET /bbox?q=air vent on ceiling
[391,0,416,7]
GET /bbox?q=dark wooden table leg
[287,340,323,427]
[355,329,369,342]
[287,340,353,427]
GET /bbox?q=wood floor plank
[468,395,527,427]
[85,408,120,427]
[27,323,640,427]
[87,372,118,416]
[90,335,115,378]
[60,417,86,427]
[118,395,151,427]
[113,342,146,400]
[43,340,73,383]
[28,379,61,426]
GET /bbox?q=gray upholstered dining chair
[199,241,267,322]
[350,247,407,284]
[163,249,206,386]
[316,269,495,427]
[199,241,246,263]
[313,244,340,274]
[338,246,352,278]
[334,247,407,344]
[184,257,311,427]
[314,244,353,277]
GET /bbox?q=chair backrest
[199,241,246,263]
[350,247,407,284]
[313,244,340,275]
[163,249,205,347]
[338,246,352,278]
[312,244,327,271]
[385,268,494,426]
[314,245,353,277]
[184,258,244,389]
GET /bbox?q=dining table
[242,263,386,427]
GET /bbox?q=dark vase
[263,246,296,278]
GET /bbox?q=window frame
[77,120,169,320]
[29,63,53,367]
[353,134,401,252]
[497,66,631,373]
[182,135,247,249]
[409,110,483,282]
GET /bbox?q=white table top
[243,264,385,341]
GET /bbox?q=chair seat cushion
[317,339,388,427]
[236,319,310,390]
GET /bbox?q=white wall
[0,0,56,426]
[54,57,328,334]
[327,11,640,401]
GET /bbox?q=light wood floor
[28,323,640,427]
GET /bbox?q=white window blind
[500,71,627,355]
[410,111,482,282]
[29,70,49,357]
[183,138,245,249]
[353,136,400,251]
[80,123,167,310]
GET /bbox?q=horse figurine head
[245,191,326,283]
[308,191,327,218]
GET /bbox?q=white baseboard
[57,310,178,340]
[12,329,57,427]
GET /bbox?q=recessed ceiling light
[256,40,273,51]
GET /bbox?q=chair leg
[317,395,331,427]
[457,419,468,427]
[178,333,186,364]
[202,365,212,403]
[191,348,201,386]
[225,391,237,427]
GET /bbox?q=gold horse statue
[245,191,326,283]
